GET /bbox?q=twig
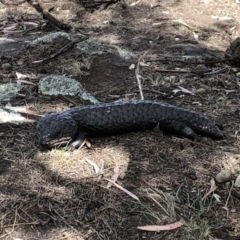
[42,39,78,64]
[135,62,144,100]
[0,234,8,239]
[89,227,105,239]
[104,178,140,201]
[34,0,71,30]
[202,67,230,76]
[171,137,216,150]
[146,189,170,216]
[172,19,197,30]
[6,221,40,227]
[224,180,234,208]
[85,157,100,173]
[49,203,75,229]
[146,56,230,65]
[2,207,19,239]
[153,66,202,76]
[202,178,217,201]
[154,68,193,74]
[135,52,148,100]
[22,26,41,36]
[153,66,230,76]
[222,180,234,217]
[62,95,78,106]
[142,89,166,96]
[232,189,240,200]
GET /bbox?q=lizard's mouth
[39,136,73,148]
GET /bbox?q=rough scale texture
[37,100,223,148]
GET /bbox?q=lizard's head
[37,113,78,147]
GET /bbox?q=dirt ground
[1,0,240,239]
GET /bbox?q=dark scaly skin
[36,100,223,148]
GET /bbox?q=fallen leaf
[213,193,221,202]
[172,89,181,94]
[225,90,237,94]
[222,206,229,217]
[16,72,23,79]
[17,80,36,86]
[85,141,92,148]
[234,175,240,187]
[211,16,234,21]
[129,64,135,69]
[178,86,194,95]
[193,31,198,41]
[23,21,39,26]
[85,158,99,174]
[202,178,217,200]
[107,165,120,188]
[139,62,149,67]
[172,19,196,30]
[130,0,141,6]
[31,60,44,63]
[2,23,18,31]
[105,178,140,201]
[137,221,183,231]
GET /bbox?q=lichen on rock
[0,83,23,101]
[30,32,73,45]
[38,75,99,104]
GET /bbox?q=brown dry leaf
[105,178,140,201]
[107,165,120,188]
[202,178,217,200]
[137,221,183,231]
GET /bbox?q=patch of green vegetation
[182,192,215,240]
[224,10,234,18]
[69,58,92,77]
[216,96,229,107]
[152,75,165,86]
[126,188,177,226]
[183,218,212,240]
[127,200,162,224]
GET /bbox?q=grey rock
[0,83,22,101]
[39,75,99,104]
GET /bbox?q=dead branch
[153,66,230,76]
[42,39,78,64]
[34,0,71,30]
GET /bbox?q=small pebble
[2,63,11,70]
[215,169,233,183]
